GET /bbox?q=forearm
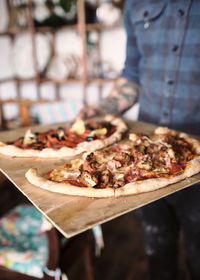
[99,77,140,115]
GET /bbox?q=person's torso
[127,0,200,134]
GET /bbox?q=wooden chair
[0,227,59,280]
[0,186,94,280]
[0,228,94,280]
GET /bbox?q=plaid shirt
[121,0,200,135]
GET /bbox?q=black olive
[51,133,58,138]
[103,122,112,130]
[61,136,66,140]
[35,132,39,135]
[87,124,95,131]
[130,155,135,162]
[58,127,63,130]
[86,153,94,161]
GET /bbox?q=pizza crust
[0,142,80,158]
[0,115,127,158]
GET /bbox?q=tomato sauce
[8,123,117,150]
[62,179,87,188]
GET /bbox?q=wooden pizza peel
[0,120,200,238]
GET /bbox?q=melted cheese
[143,136,171,148]
[70,120,86,135]
[82,173,97,187]
[89,128,107,137]
[96,153,114,164]
[57,129,65,139]
[114,173,124,180]
[50,168,80,182]
[23,129,37,145]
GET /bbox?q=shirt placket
[159,1,191,126]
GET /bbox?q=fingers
[75,109,85,120]
[75,107,93,120]
[76,106,105,120]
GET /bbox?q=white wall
[0,0,138,122]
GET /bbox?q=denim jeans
[138,183,200,280]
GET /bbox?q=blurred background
[0,0,139,130]
[0,2,191,280]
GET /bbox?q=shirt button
[178,9,185,16]
[143,11,149,18]
[172,45,179,52]
[163,111,169,117]
[144,22,150,29]
[167,80,174,85]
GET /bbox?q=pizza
[25,127,200,197]
[0,115,127,158]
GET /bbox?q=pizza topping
[113,173,125,188]
[169,163,184,175]
[44,127,199,189]
[129,133,140,143]
[23,129,37,145]
[99,170,113,185]
[70,120,86,135]
[88,127,107,137]
[86,136,96,141]
[80,169,114,189]
[7,118,118,150]
[62,180,87,188]
[107,159,122,170]
[80,171,99,187]
[109,143,131,153]
[135,156,153,171]
[57,129,65,139]
[47,168,81,182]
[113,152,132,166]
[95,152,114,164]
[82,153,99,172]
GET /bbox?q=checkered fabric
[121,0,200,135]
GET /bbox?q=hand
[75,105,106,120]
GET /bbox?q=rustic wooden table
[0,120,200,238]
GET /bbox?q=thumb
[75,110,84,120]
